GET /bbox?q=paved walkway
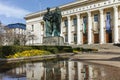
[71,50,120,68]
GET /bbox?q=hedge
[30,46,73,53]
[0,46,32,58]
[73,47,98,52]
[0,46,73,58]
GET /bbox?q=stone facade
[25,0,120,45]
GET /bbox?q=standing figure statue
[52,7,62,36]
[43,7,62,37]
[43,7,53,37]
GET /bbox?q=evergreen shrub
[0,46,32,58]
[73,47,98,52]
[0,46,73,58]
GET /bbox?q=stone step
[71,43,120,50]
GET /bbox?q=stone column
[87,12,92,44]
[40,22,43,44]
[60,21,64,37]
[44,68,46,80]
[67,16,72,44]
[77,62,84,80]
[61,61,67,80]
[34,63,44,79]
[76,14,82,45]
[43,21,46,37]
[88,65,94,80]
[113,6,119,43]
[68,61,75,80]
[99,9,105,44]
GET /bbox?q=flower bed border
[0,53,74,63]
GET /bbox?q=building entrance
[106,32,112,43]
[83,16,88,44]
[94,34,99,43]
[83,34,87,44]
[106,12,112,43]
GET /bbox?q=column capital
[76,13,80,17]
[113,5,118,11]
[67,15,71,20]
[87,11,91,16]
[99,9,104,14]
[113,5,118,9]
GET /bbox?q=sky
[0,0,75,25]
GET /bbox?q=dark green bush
[73,47,98,52]
[62,48,73,53]
[92,49,98,51]
[0,46,32,58]
[14,39,20,45]
[0,46,73,58]
[30,46,73,53]
[73,47,83,51]
[31,46,47,50]
[46,47,58,54]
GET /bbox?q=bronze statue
[43,7,62,37]
[43,7,53,37]
[52,7,62,36]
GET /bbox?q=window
[65,34,68,42]
[83,16,87,33]
[94,14,98,22]
[106,12,111,32]
[74,34,77,43]
[93,14,99,33]
[64,20,68,27]
[32,25,34,31]
[73,17,77,26]
[106,12,111,20]
[83,16,87,24]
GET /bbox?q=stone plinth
[43,36,64,45]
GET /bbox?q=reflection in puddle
[0,60,120,80]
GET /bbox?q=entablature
[25,0,120,21]
[62,0,120,16]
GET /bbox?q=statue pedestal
[43,36,64,46]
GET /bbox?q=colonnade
[62,6,119,45]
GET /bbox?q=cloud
[0,2,31,19]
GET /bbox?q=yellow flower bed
[7,49,51,58]
[73,50,80,54]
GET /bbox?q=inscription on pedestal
[43,36,64,45]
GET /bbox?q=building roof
[25,0,96,19]
[7,23,26,30]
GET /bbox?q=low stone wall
[0,53,74,63]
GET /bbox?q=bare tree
[24,30,38,45]
[0,22,7,45]
[0,22,37,46]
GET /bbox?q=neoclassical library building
[25,0,120,45]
